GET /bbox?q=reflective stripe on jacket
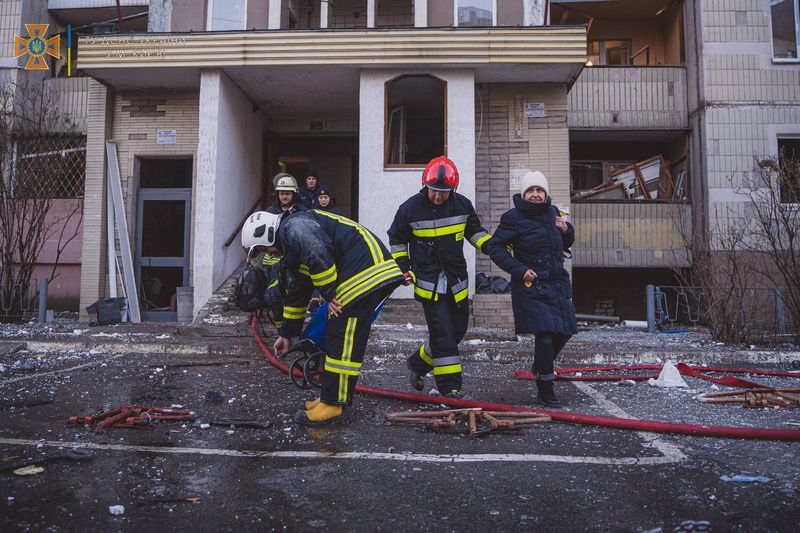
[277,210,404,338]
[388,190,490,303]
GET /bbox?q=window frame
[777,136,800,204]
[206,0,248,31]
[454,0,497,28]
[384,74,448,169]
[770,0,800,63]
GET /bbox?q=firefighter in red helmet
[388,156,492,398]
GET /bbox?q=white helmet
[241,211,281,253]
[274,174,299,192]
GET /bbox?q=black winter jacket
[486,195,577,335]
[277,210,404,338]
[388,190,491,303]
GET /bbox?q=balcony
[45,77,90,132]
[571,202,690,268]
[568,66,688,130]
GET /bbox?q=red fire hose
[251,317,800,441]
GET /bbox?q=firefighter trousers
[408,292,470,393]
[320,289,383,406]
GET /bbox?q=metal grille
[13,134,86,199]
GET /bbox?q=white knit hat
[519,170,549,197]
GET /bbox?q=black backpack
[233,265,267,312]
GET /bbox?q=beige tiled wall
[701,0,800,252]
[79,88,200,319]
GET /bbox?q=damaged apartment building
[1,0,798,325]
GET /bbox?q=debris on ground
[720,475,771,483]
[69,406,197,430]
[698,388,800,408]
[385,408,551,436]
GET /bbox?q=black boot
[536,379,562,408]
[407,358,425,391]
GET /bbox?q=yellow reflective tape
[338,268,401,307]
[419,344,433,366]
[411,223,466,238]
[298,264,310,276]
[262,256,279,266]
[315,210,381,265]
[340,317,357,401]
[433,364,462,376]
[324,365,360,377]
[283,309,305,320]
[414,286,438,301]
[335,260,397,302]
[391,251,409,259]
[455,231,464,241]
[475,233,492,250]
[454,287,469,303]
[267,279,279,289]
[310,264,337,282]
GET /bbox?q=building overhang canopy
[78,27,586,120]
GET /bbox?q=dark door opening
[135,158,192,322]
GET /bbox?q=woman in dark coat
[486,171,577,406]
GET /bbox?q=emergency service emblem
[14,24,61,70]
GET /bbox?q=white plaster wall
[194,70,263,314]
[359,69,476,299]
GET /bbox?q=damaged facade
[1,0,798,325]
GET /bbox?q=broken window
[209,0,246,30]
[385,75,446,167]
[573,155,683,201]
[778,137,800,203]
[13,135,86,199]
[456,0,495,27]
[377,0,414,28]
[771,0,800,59]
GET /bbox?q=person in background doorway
[268,173,306,216]
[486,171,577,407]
[299,172,320,209]
[313,184,344,216]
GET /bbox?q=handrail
[224,196,264,248]
[630,45,650,65]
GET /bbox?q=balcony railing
[45,77,90,132]
[568,66,688,129]
[571,202,690,268]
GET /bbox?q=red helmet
[422,156,459,192]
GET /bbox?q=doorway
[135,158,193,321]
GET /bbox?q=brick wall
[472,82,571,328]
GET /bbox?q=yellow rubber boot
[304,397,321,410]
[294,402,344,426]
[306,402,342,422]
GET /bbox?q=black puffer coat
[486,194,577,335]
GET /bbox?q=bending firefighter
[242,210,405,426]
[388,156,492,398]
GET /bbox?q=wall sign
[157,129,176,144]
[524,102,545,118]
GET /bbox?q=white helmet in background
[241,211,281,253]
[274,174,299,192]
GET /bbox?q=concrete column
[320,0,329,28]
[523,0,545,26]
[79,80,113,321]
[194,70,264,317]
[367,0,375,28]
[268,0,282,29]
[415,0,427,27]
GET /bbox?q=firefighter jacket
[276,210,405,338]
[388,190,491,303]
